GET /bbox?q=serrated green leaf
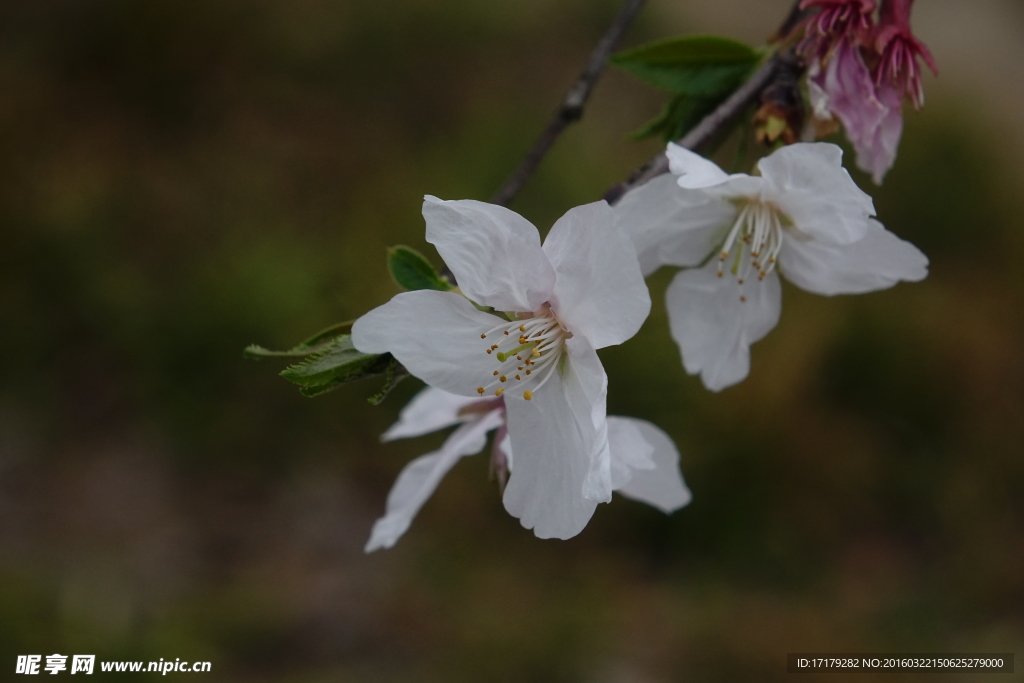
[612,35,758,67]
[629,92,732,143]
[280,334,392,397]
[620,61,755,96]
[367,358,409,405]
[612,35,758,95]
[244,321,355,359]
[388,245,452,292]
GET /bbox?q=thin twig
[603,54,784,204]
[604,0,808,205]
[490,0,648,207]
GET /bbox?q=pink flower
[798,0,876,61]
[810,40,903,184]
[874,0,938,109]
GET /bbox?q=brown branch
[604,0,808,205]
[489,0,648,207]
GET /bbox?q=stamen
[477,387,485,394]
[523,390,533,401]
[476,307,569,401]
[715,199,787,292]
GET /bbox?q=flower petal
[542,200,651,349]
[606,416,655,490]
[501,337,609,539]
[665,261,782,392]
[382,386,485,442]
[779,218,928,295]
[365,409,504,552]
[667,143,764,196]
[423,196,556,312]
[613,174,736,276]
[758,143,875,245]
[861,83,904,185]
[813,40,903,185]
[667,143,730,188]
[352,290,506,397]
[610,417,692,514]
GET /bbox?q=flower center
[476,306,568,401]
[717,200,786,302]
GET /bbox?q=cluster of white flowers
[354,141,927,551]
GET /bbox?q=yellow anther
[531,349,541,358]
[503,331,510,336]
[519,325,526,332]
[719,252,728,260]
[525,369,532,375]
[477,387,485,394]
[493,370,499,376]
[486,349,492,354]
[516,355,522,361]
[519,336,528,344]
[523,390,533,401]
[740,295,747,302]
[518,366,524,371]
[737,278,745,285]
[480,334,487,339]
[495,388,504,397]
[499,375,507,382]
[491,344,499,350]
[515,374,521,380]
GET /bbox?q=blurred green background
[1,0,1022,680]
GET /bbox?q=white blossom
[354,197,651,539]
[615,142,928,392]
[364,387,691,552]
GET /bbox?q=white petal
[779,219,929,296]
[610,417,692,514]
[758,143,874,245]
[423,196,556,312]
[498,430,513,472]
[365,409,504,552]
[665,261,782,392]
[606,416,655,490]
[613,174,736,276]
[352,290,506,397]
[565,336,612,504]
[667,143,730,188]
[382,386,484,442]
[501,337,609,540]
[542,201,651,349]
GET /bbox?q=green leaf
[388,245,452,292]
[629,92,732,143]
[367,358,409,405]
[611,35,758,95]
[612,35,759,67]
[621,61,755,96]
[244,321,355,359]
[281,334,393,397]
